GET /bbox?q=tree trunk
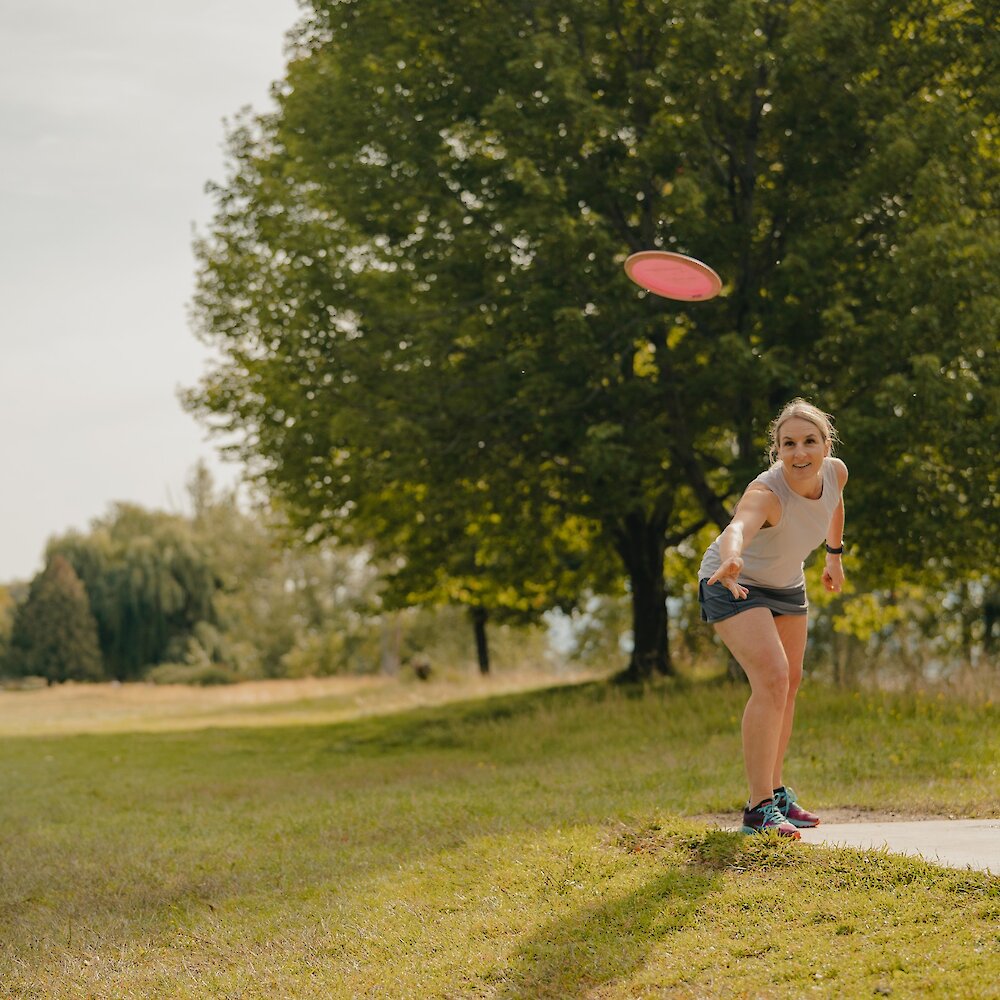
[984,587,999,654]
[614,512,674,681]
[471,605,490,675]
[380,612,401,675]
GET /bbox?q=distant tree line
[0,466,555,686]
[0,463,992,687]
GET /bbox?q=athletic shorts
[698,578,808,624]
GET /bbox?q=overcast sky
[0,0,301,581]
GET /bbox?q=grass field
[1,672,997,998]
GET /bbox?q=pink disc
[624,251,722,301]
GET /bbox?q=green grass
[1,677,997,998]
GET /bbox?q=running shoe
[740,797,801,839]
[773,786,820,828]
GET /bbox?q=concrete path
[798,819,1000,875]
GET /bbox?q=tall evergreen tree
[4,555,104,684]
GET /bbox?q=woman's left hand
[822,556,845,593]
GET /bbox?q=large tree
[189,0,998,678]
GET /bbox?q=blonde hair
[767,398,839,464]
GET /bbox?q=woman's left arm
[822,460,849,593]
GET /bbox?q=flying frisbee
[624,250,722,301]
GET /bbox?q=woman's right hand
[707,557,748,600]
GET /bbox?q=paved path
[798,819,1000,874]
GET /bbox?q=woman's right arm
[706,488,778,599]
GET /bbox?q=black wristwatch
[825,543,844,554]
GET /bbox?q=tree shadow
[488,866,721,998]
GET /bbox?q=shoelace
[758,801,787,827]
[775,786,798,809]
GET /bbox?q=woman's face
[775,417,829,484]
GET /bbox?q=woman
[698,399,847,838]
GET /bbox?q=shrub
[146,663,239,686]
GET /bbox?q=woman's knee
[749,658,790,704]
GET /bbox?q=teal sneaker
[740,797,801,839]
[773,786,820,828]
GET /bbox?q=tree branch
[664,516,711,549]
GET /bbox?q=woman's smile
[777,417,830,493]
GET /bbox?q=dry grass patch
[0,668,601,736]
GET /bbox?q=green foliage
[188,0,998,679]
[806,565,999,689]
[13,465,552,685]
[48,505,220,681]
[3,555,104,683]
[550,593,633,667]
[185,465,560,678]
[186,468,387,676]
[397,602,556,676]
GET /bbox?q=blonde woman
[698,399,847,838]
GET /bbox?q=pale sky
[0,0,301,581]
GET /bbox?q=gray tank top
[698,459,841,590]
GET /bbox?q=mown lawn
[1,676,997,998]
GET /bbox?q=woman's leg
[713,608,790,806]
[771,613,808,790]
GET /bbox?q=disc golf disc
[624,250,721,301]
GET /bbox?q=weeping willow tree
[48,505,220,680]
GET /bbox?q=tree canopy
[188,0,998,678]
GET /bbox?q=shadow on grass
[489,867,720,999]
[322,679,614,753]
[0,678,737,993]
[323,673,719,756]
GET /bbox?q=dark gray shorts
[698,578,808,624]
